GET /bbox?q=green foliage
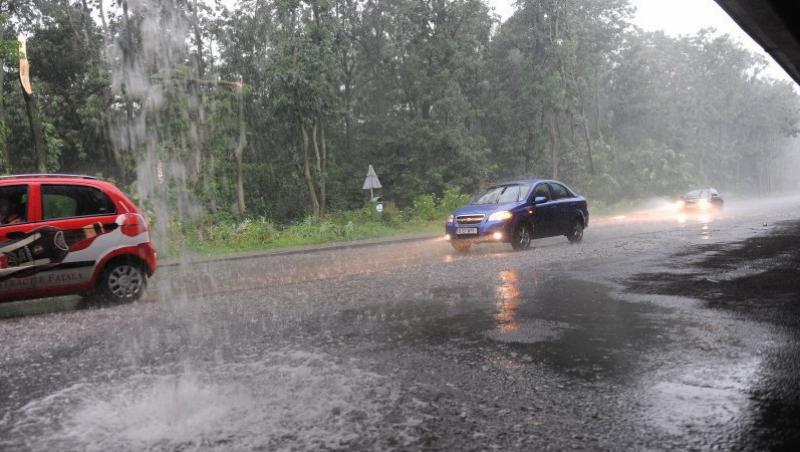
[0,40,17,65]
[380,201,404,226]
[0,16,19,65]
[42,120,63,171]
[204,216,279,247]
[411,194,439,222]
[408,188,470,223]
[165,187,472,256]
[180,212,427,256]
[438,187,472,214]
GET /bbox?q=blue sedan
[445,179,589,252]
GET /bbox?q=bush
[286,216,339,240]
[164,187,472,256]
[202,216,278,249]
[438,187,471,213]
[166,217,187,256]
[381,201,404,225]
[410,193,438,222]
[406,187,470,222]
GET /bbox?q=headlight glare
[447,214,454,224]
[488,211,513,222]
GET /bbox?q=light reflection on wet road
[493,270,521,334]
[2,195,800,451]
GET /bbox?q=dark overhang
[714,0,800,84]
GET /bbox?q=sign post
[362,165,383,220]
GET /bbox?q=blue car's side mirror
[534,196,549,204]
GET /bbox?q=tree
[0,0,797,227]
[267,0,339,217]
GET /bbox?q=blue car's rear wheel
[567,219,584,244]
[511,223,532,251]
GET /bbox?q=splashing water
[4,351,415,451]
[108,0,201,251]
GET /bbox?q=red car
[0,174,157,303]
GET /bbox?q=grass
[174,217,442,257]
[161,189,471,258]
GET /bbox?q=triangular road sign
[362,164,382,190]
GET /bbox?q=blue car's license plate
[456,227,478,235]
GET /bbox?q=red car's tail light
[120,213,149,237]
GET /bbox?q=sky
[488,0,792,82]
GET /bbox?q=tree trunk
[341,56,354,159]
[343,96,352,161]
[192,0,206,78]
[97,0,109,35]
[235,87,247,214]
[95,0,121,181]
[594,68,604,142]
[0,62,10,174]
[580,108,595,175]
[310,118,329,217]
[549,112,558,180]
[319,120,327,216]
[190,0,207,187]
[300,122,320,217]
[525,126,533,174]
[121,0,136,165]
[100,88,120,179]
[21,91,46,173]
[19,37,46,173]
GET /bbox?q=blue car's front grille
[456,214,484,225]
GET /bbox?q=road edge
[160,231,441,267]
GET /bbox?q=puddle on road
[642,359,760,439]
[486,274,678,379]
[328,271,680,381]
[1,351,418,452]
[627,220,800,448]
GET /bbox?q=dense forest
[1,0,798,225]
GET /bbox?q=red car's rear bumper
[138,242,158,275]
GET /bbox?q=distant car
[1,174,157,304]
[677,188,723,211]
[445,179,589,252]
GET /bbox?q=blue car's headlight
[488,211,513,222]
[447,214,454,225]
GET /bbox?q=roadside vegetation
[165,188,470,256]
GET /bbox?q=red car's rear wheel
[97,259,147,303]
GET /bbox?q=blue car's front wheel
[511,222,532,251]
[450,240,471,253]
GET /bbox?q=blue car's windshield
[473,184,532,205]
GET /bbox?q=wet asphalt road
[2,196,800,451]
